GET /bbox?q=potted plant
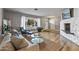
[27,19,34,26]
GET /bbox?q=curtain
[35,18,41,27]
[20,16,26,29]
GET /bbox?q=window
[21,16,41,29]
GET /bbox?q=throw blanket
[0,33,11,49]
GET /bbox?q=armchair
[20,27,33,35]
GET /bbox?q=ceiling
[5,8,63,17]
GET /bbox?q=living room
[0,8,63,51]
[0,8,79,51]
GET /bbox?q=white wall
[49,19,55,30]
[74,8,79,17]
[40,17,48,29]
[0,8,3,35]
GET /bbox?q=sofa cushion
[0,42,15,51]
[11,36,28,50]
[3,32,11,42]
[0,36,3,44]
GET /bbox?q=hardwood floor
[39,32,62,51]
[39,31,79,51]
[39,32,59,43]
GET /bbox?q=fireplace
[64,23,70,33]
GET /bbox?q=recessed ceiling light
[34,8,38,11]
